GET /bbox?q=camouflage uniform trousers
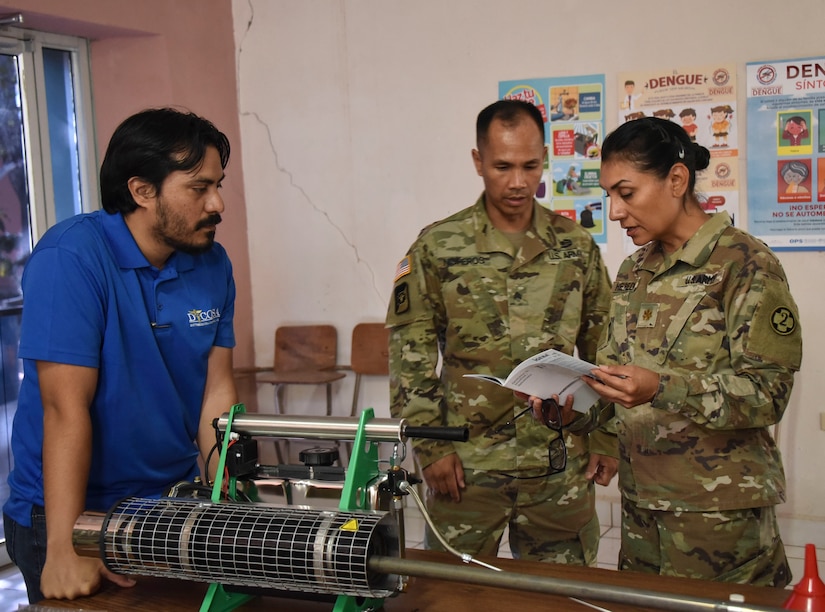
[619,496,791,587]
[423,453,599,565]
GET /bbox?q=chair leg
[343,374,363,466]
[325,382,341,460]
[273,384,286,464]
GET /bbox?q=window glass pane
[43,47,81,222]
[0,52,30,301]
[0,49,28,546]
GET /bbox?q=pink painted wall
[0,0,257,407]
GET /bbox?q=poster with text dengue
[617,64,741,246]
[746,56,825,250]
[499,75,607,247]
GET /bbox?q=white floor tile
[595,499,613,535]
[784,544,825,586]
[0,562,28,610]
[596,533,620,571]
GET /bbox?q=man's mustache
[196,214,222,230]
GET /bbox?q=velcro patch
[637,303,659,327]
[394,282,410,315]
[394,256,411,282]
[769,306,796,336]
[613,281,638,292]
[746,277,802,369]
[681,272,721,286]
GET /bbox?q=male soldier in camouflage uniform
[386,99,614,564]
[586,116,801,586]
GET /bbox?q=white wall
[231,0,825,525]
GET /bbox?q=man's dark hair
[476,99,544,150]
[99,107,230,214]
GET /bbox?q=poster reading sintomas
[747,56,825,250]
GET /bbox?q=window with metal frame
[0,24,96,562]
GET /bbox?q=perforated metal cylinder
[75,497,400,598]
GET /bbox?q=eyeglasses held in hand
[495,398,568,480]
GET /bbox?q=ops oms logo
[756,64,777,86]
[712,68,730,87]
[715,163,731,179]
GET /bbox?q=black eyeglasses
[494,399,567,480]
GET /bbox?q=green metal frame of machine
[199,402,389,612]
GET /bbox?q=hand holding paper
[463,349,601,413]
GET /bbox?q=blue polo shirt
[4,210,235,524]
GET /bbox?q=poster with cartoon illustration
[499,75,607,247]
[616,65,741,235]
[747,56,825,250]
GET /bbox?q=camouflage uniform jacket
[600,212,802,511]
[387,195,611,472]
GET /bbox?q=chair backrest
[350,322,390,376]
[274,324,338,372]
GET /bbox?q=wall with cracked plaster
[231,0,825,524]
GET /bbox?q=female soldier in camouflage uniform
[584,117,802,586]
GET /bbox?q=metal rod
[215,413,407,442]
[0,13,23,26]
[367,556,783,612]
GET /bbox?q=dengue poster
[499,75,607,247]
[746,56,825,250]
[617,64,741,228]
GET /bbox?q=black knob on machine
[299,447,340,467]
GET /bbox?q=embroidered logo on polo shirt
[188,308,222,328]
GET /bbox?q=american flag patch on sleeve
[394,256,411,282]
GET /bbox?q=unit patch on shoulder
[394,256,411,282]
[770,306,796,336]
[394,282,410,315]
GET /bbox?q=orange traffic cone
[784,544,825,611]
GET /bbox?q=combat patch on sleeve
[769,306,796,336]
[394,256,411,282]
[746,278,802,369]
[394,282,410,315]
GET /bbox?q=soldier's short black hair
[601,117,710,195]
[476,99,544,150]
[99,107,230,215]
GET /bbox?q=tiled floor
[1,501,822,610]
[0,562,27,611]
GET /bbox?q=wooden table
[38,549,790,611]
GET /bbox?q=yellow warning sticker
[340,519,359,532]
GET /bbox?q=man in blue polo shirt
[2,108,239,603]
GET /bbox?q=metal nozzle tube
[215,414,407,442]
[72,511,106,559]
[367,556,782,612]
[215,414,469,443]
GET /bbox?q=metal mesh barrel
[94,497,400,598]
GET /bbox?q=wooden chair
[341,322,390,462]
[249,324,346,463]
[348,322,390,417]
